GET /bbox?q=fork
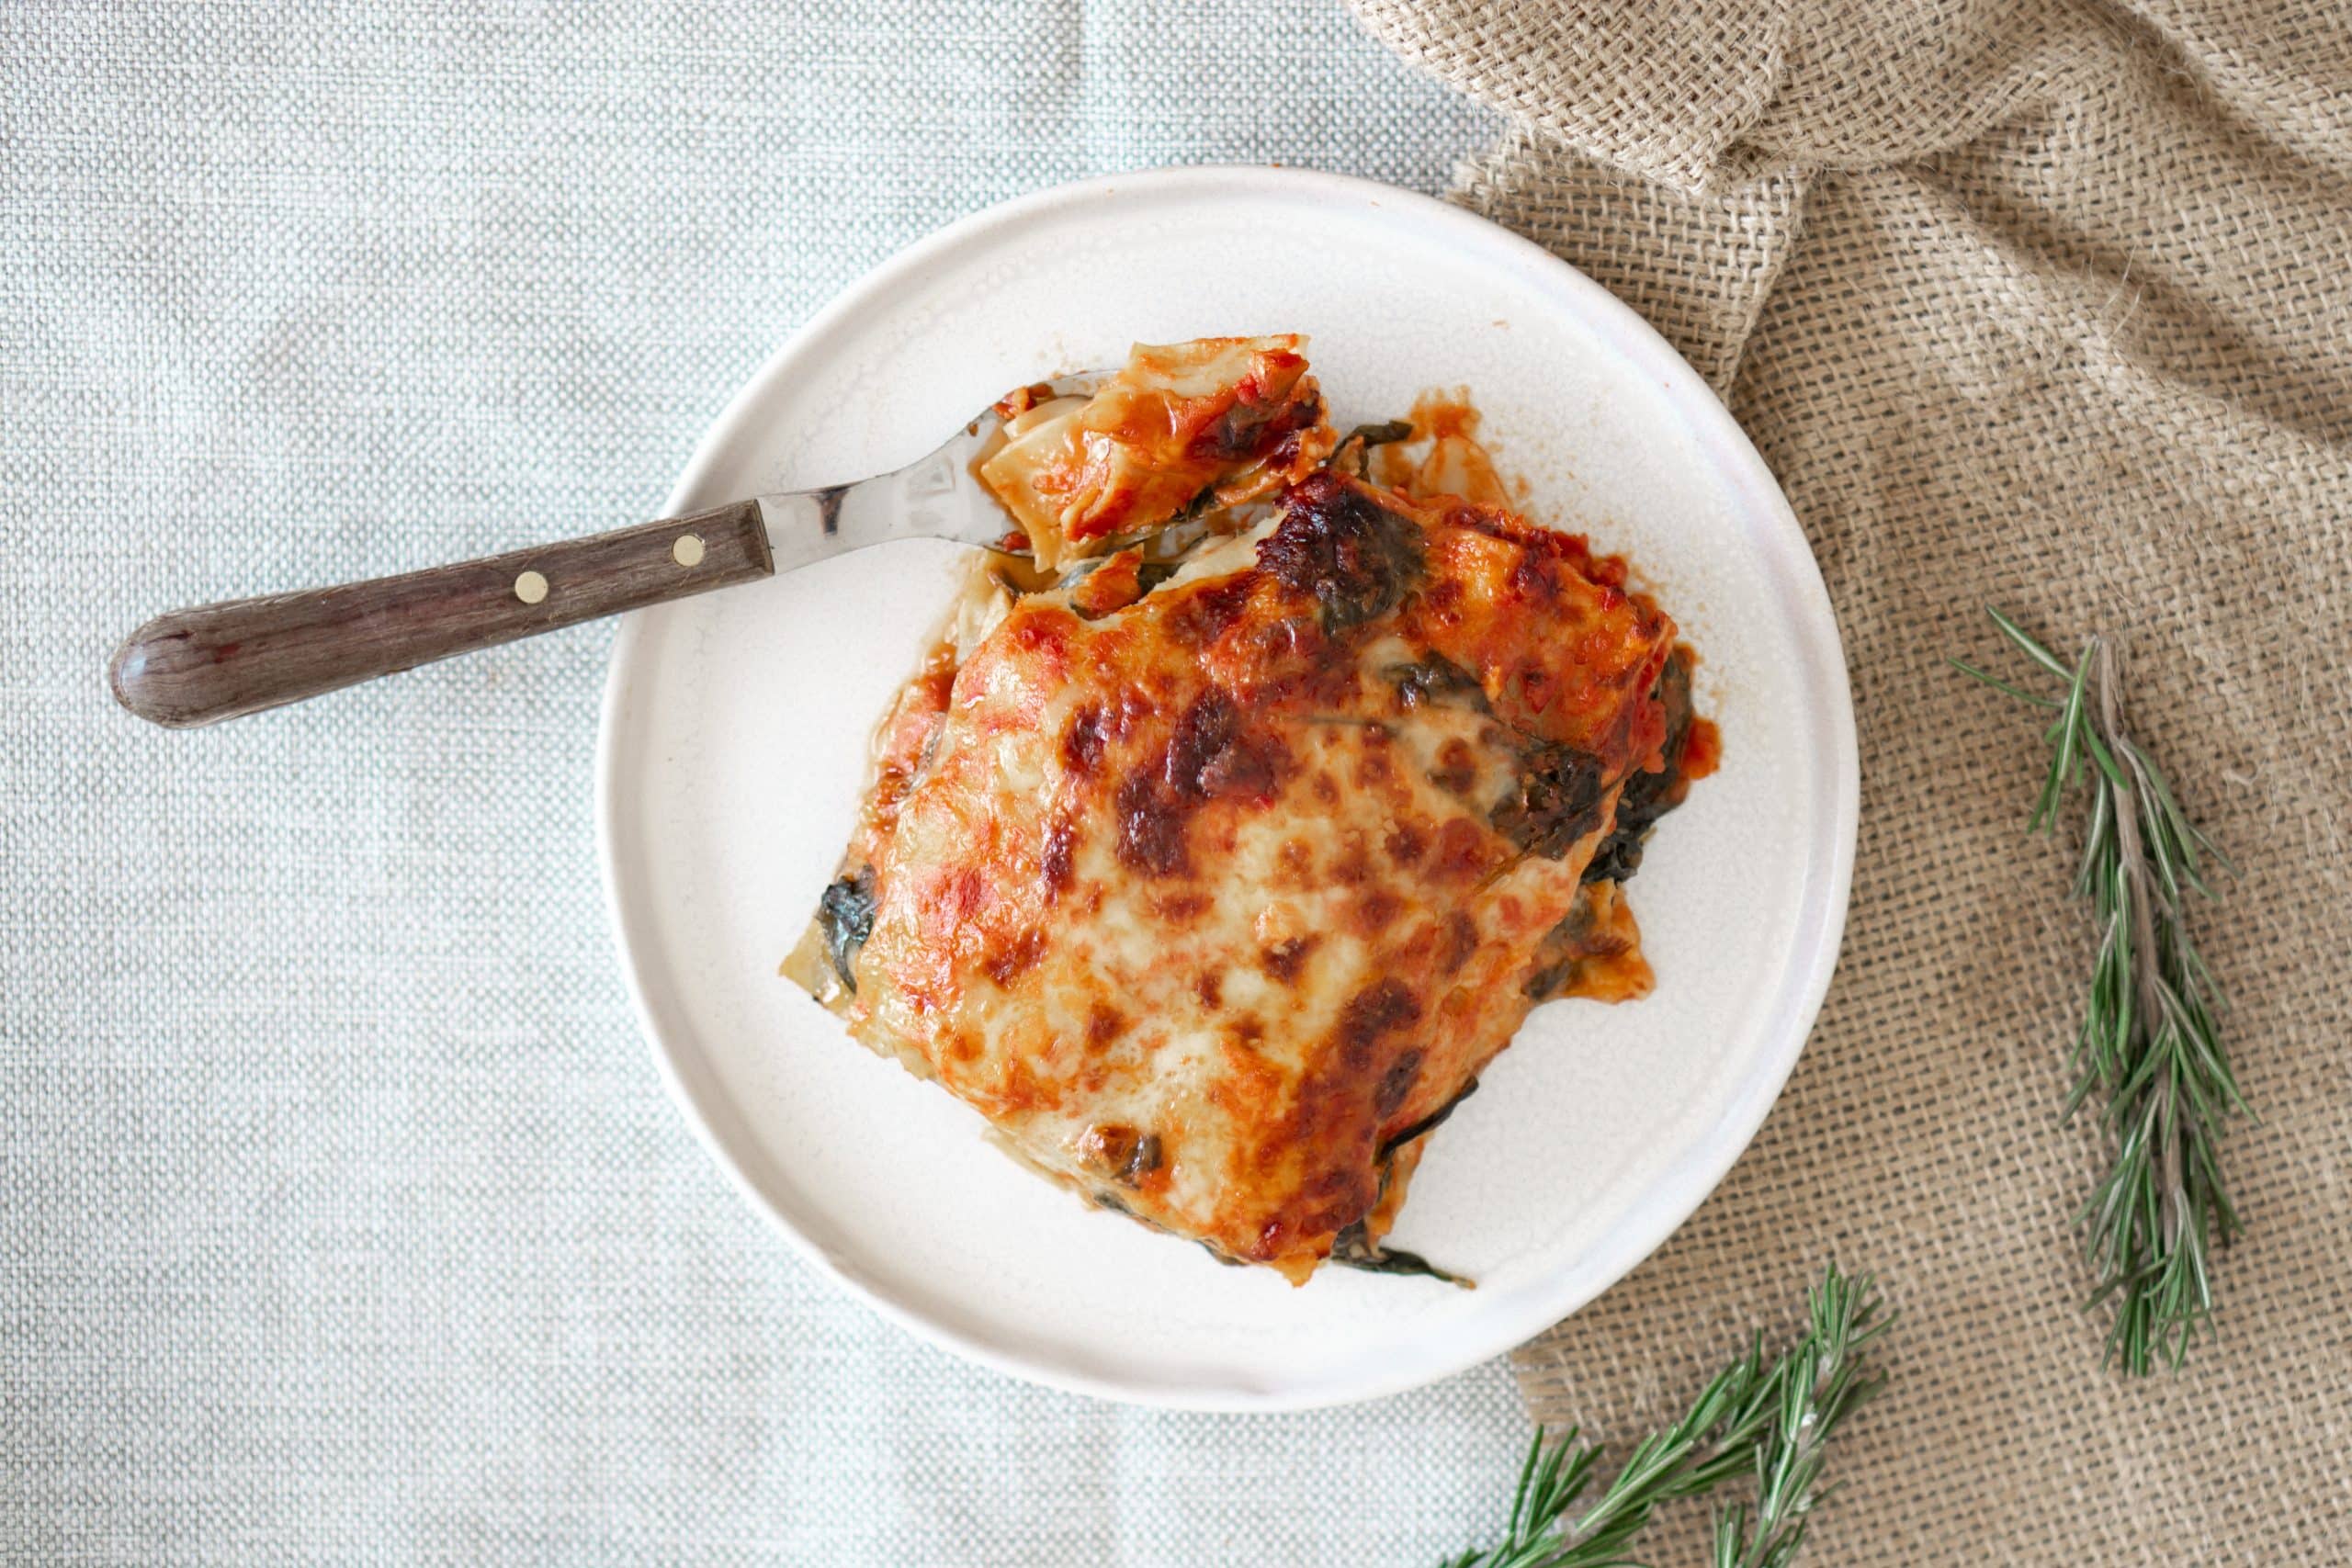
[106,370,1104,728]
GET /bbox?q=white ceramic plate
[597,166,1856,1411]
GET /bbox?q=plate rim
[595,164,1859,1411]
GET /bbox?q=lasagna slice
[785,347,1712,1284]
[978,334,1336,571]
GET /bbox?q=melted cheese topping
[786,463,1686,1283]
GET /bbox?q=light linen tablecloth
[0,6,1518,1562]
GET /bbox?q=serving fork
[107,370,1105,728]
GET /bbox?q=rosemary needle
[1953,607,2246,1373]
[1445,1267,1888,1568]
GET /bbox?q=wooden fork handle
[107,500,773,728]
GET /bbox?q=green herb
[1953,608,2245,1373]
[1348,419,1418,447]
[1378,1078,1482,1160]
[1327,1223,1472,1286]
[1337,418,1417,477]
[1585,649,1697,886]
[813,866,877,993]
[1444,1266,1887,1568]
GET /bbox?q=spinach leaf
[814,866,877,993]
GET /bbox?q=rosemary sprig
[1953,607,2246,1374]
[1445,1267,1888,1568]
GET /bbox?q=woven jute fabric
[1357,0,2352,1560]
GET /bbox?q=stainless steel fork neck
[752,367,1112,573]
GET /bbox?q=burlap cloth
[1351,0,2352,1559]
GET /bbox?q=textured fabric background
[0,6,1529,1563]
[1356,0,2352,1561]
[17,0,2351,1562]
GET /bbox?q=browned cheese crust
[787,465,1691,1282]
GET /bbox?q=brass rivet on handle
[514,570,548,605]
[673,534,706,568]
